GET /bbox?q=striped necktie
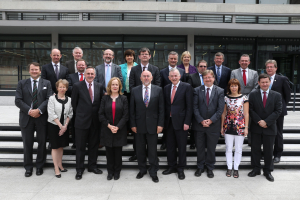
[32,80,38,109]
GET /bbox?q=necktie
[243,69,247,86]
[269,77,273,89]
[263,91,267,108]
[55,64,59,79]
[144,86,149,107]
[80,73,83,81]
[200,74,204,85]
[32,80,38,109]
[89,83,93,103]
[206,88,210,106]
[171,85,177,104]
[106,64,111,88]
[217,67,221,83]
[143,66,146,71]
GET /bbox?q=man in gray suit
[95,49,123,93]
[15,62,52,177]
[192,70,225,178]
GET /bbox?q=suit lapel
[81,81,92,104]
[172,83,181,103]
[236,70,244,87]
[247,70,253,86]
[111,64,116,77]
[271,74,278,90]
[195,74,202,86]
[37,78,43,94]
[93,81,99,105]
[257,90,265,110]
[208,86,216,106]
[265,90,273,108]
[200,85,207,107]
[26,79,33,96]
[50,64,58,81]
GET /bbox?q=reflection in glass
[0,42,20,48]
[258,16,289,24]
[258,45,285,51]
[92,42,122,48]
[155,43,186,50]
[23,42,51,48]
[227,44,253,51]
[61,42,91,48]
[259,0,290,4]
[124,42,154,49]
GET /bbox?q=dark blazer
[160,67,186,88]
[15,78,52,128]
[67,72,81,96]
[71,80,103,130]
[192,85,225,133]
[130,84,164,134]
[65,60,90,74]
[164,82,193,130]
[249,89,282,135]
[187,72,218,88]
[94,63,123,91]
[99,95,128,147]
[129,64,161,91]
[41,63,69,94]
[208,65,231,94]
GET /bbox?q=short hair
[139,47,150,55]
[124,49,135,63]
[214,52,224,59]
[76,59,86,66]
[265,59,277,68]
[28,62,41,70]
[202,69,215,78]
[227,78,241,95]
[180,51,191,62]
[197,60,207,67]
[104,49,114,56]
[240,54,250,61]
[56,79,69,89]
[106,77,123,95]
[85,66,96,75]
[168,51,178,59]
[169,68,180,76]
[258,73,271,81]
[72,47,83,54]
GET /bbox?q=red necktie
[80,73,83,81]
[171,85,177,104]
[243,69,246,86]
[263,91,267,108]
[206,88,210,106]
[89,83,93,103]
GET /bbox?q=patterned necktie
[106,64,111,88]
[55,64,59,80]
[80,73,83,81]
[89,83,93,103]
[171,85,177,104]
[144,86,149,107]
[243,69,247,86]
[269,77,273,89]
[263,91,267,108]
[32,80,38,109]
[206,88,210,106]
[217,67,221,83]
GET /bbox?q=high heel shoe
[55,174,61,178]
[59,168,68,172]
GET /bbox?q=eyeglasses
[198,65,207,68]
[104,53,113,56]
[140,54,150,56]
[203,77,214,80]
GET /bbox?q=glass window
[61,42,91,48]
[195,44,226,51]
[194,51,210,66]
[259,0,290,4]
[194,0,223,2]
[124,42,154,49]
[290,0,300,3]
[227,44,254,51]
[226,0,256,3]
[258,45,285,51]
[0,42,20,48]
[258,16,289,24]
[92,42,122,48]
[287,45,300,51]
[23,42,51,48]
[155,43,186,50]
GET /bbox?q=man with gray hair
[65,47,87,74]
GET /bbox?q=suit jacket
[130,84,164,134]
[71,80,104,130]
[187,72,217,88]
[99,95,128,147]
[160,67,186,88]
[249,89,282,135]
[129,64,161,91]
[192,85,225,133]
[94,63,123,91]
[208,65,231,94]
[120,62,138,93]
[15,78,52,128]
[67,72,81,96]
[164,82,193,130]
[41,63,69,94]
[230,68,258,96]
[65,60,90,74]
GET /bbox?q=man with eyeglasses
[95,49,123,94]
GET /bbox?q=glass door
[272,53,294,82]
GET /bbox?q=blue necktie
[269,77,273,89]
[217,67,221,83]
[200,74,204,85]
[105,64,111,88]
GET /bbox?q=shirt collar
[215,65,222,69]
[105,62,112,67]
[205,85,214,91]
[270,74,276,79]
[169,65,177,71]
[143,83,151,89]
[30,77,40,82]
[52,62,60,67]
[260,88,269,94]
[78,72,84,75]
[240,67,248,72]
[172,81,180,88]
[85,80,93,86]
[141,63,149,68]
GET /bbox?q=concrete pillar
[156,13,159,22]
[232,15,236,23]
[51,32,59,49]
[187,34,194,66]
[2,11,6,20]
[79,12,82,21]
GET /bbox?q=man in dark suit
[41,48,69,94]
[128,47,161,161]
[208,52,231,94]
[159,51,186,150]
[130,70,164,183]
[265,60,291,163]
[71,66,104,180]
[65,47,88,74]
[15,62,52,177]
[162,68,193,180]
[192,70,224,178]
[248,74,282,182]
[95,49,122,93]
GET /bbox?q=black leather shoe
[264,173,274,182]
[25,170,32,177]
[59,168,68,172]
[160,143,166,150]
[107,174,113,180]
[248,170,261,177]
[207,170,214,178]
[88,168,103,174]
[136,172,146,179]
[190,144,196,150]
[36,168,43,176]
[162,168,177,175]
[75,171,83,180]
[194,168,205,177]
[114,173,120,180]
[129,155,137,161]
[151,176,159,183]
[55,174,61,178]
[273,157,280,163]
[48,143,51,150]
[178,171,185,180]
[71,144,76,149]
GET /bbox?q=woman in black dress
[99,77,128,181]
[47,79,73,178]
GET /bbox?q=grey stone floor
[0,166,300,200]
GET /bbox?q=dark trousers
[136,133,159,176]
[75,123,99,172]
[105,146,122,175]
[70,113,76,145]
[166,120,188,172]
[273,116,284,158]
[251,133,275,173]
[195,131,219,170]
[21,117,47,171]
[190,130,195,146]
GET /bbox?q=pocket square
[43,87,47,89]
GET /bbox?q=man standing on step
[15,62,52,177]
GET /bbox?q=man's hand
[201,120,210,127]
[206,119,213,126]
[131,127,137,133]
[183,124,189,131]
[111,126,119,134]
[29,109,41,118]
[258,120,267,128]
[157,126,163,134]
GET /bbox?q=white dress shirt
[240,67,249,84]
[270,74,275,86]
[170,81,180,97]
[74,60,78,73]
[141,63,149,71]
[142,83,151,101]
[205,85,214,98]
[260,88,269,101]
[30,77,40,92]
[168,65,177,71]
[52,62,60,73]
[105,62,112,78]
[85,80,94,102]
[215,65,223,76]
